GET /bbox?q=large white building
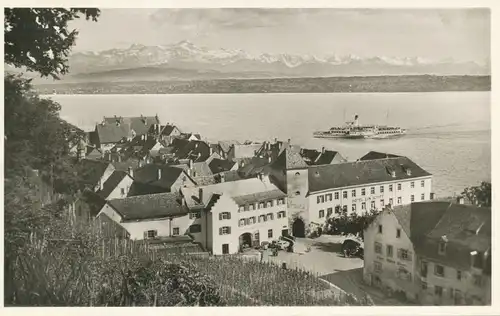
[181,175,288,255]
[96,175,288,255]
[267,149,433,237]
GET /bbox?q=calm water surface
[51,92,491,197]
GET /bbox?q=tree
[4,8,100,79]
[325,209,379,241]
[461,181,491,207]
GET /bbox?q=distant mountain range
[8,40,491,83]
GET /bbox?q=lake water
[50,92,491,198]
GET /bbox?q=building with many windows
[96,174,288,255]
[308,156,433,226]
[268,149,433,237]
[363,201,491,305]
[181,175,288,255]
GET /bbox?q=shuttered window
[219,226,231,235]
[219,212,231,220]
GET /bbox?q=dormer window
[438,236,447,255]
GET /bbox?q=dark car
[341,239,364,258]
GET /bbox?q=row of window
[146,227,183,238]
[421,282,464,300]
[374,261,412,281]
[316,181,426,204]
[421,261,467,282]
[239,211,287,227]
[377,224,402,238]
[374,242,412,261]
[238,198,286,212]
[318,194,426,218]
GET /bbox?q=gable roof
[272,148,309,170]
[79,189,107,217]
[218,140,240,153]
[391,202,491,271]
[96,123,131,144]
[359,151,401,161]
[181,177,284,210]
[133,164,187,190]
[231,143,262,159]
[300,148,321,163]
[107,192,187,221]
[111,158,141,172]
[173,140,211,162]
[308,156,431,193]
[96,116,160,144]
[208,158,236,174]
[127,181,167,197]
[238,156,273,178]
[316,150,346,165]
[78,159,113,187]
[96,170,129,199]
[160,124,180,136]
[300,148,346,166]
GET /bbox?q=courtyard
[258,234,414,305]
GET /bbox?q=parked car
[341,239,364,258]
[270,240,290,251]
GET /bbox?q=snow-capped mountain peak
[68,41,489,77]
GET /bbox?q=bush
[4,209,224,306]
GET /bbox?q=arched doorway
[292,218,306,237]
[239,232,252,251]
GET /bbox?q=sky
[69,8,490,63]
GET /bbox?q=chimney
[470,250,478,268]
[288,138,291,144]
[321,147,325,154]
[118,155,121,162]
[198,188,203,203]
[268,156,272,163]
[189,159,193,170]
[274,137,278,144]
[128,166,134,178]
[210,147,214,155]
[220,173,225,183]
[391,170,396,178]
[457,196,465,204]
[158,168,162,180]
[99,180,103,191]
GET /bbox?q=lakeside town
[4,7,492,309]
[24,113,489,306]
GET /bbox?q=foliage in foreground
[5,217,224,306]
[461,181,491,207]
[4,8,100,78]
[164,254,370,306]
[324,210,379,241]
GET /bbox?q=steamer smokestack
[354,114,359,126]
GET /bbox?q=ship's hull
[313,132,405,139]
